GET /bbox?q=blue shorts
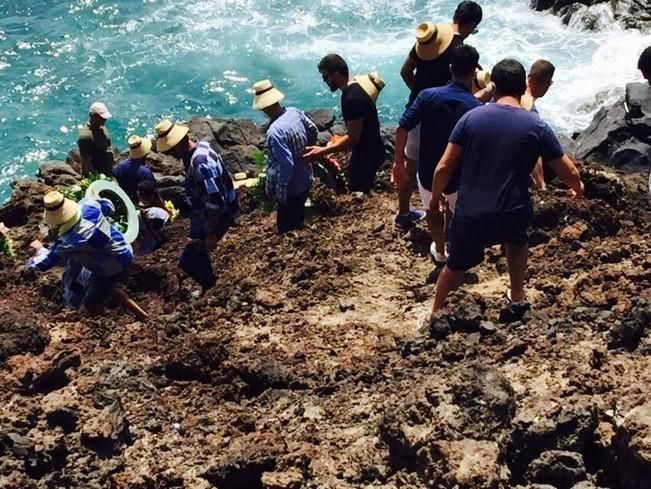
[447,206,531,272]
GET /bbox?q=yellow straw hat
[155,119,189,153]
[43,190,80,227]
[127,135,152,159]
[252,80,285,110]
[353,71,385,103]
[414,22,455,61]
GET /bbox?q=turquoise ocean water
[0,0,649,202]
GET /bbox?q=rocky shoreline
[0,105,651,488]
[531,0,651,31]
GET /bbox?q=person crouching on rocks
[113,134,156,203]
[252,79,318,234]
[27,190,134,314]
[429,58,584,313]
[155,118,239,295]
[133,180,169,256]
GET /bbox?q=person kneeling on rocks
[133,180,169,256]
[429,58,584,313]
[252,79,318,234]
[27,191,134,314]
[155,118,239,294]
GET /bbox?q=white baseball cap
[89,101,112,119]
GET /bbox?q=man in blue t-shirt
[394,44,482,262]
[429,58,584,312]
[113,134,155,202]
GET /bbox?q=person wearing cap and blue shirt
[77,101,115,177]
[252,79,318,234]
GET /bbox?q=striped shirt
[184,141,238,218]
[265,107,318,203]
[28,198,133,276]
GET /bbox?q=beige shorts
[417,174,457,213]
[405,124,420,161]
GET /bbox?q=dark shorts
[447,206,531,272]
[348,151,383,193]
[84,272,123,306]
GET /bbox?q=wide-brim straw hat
[353,71,385,103]
[252,79,285,110]
[43,190,80,227]
[155,119,189,153]
[415,22,455,61]
[474,70,491,90]
[128,135,152,159]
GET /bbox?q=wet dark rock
[37,161,80,187]
[446,302,483,333]
[0,179,49,229]
[499,302,531,324]
[306,109,335,131]
[0,310,49,364]
[574,88,651,170]
[526,450,587,488]
[531,0,651,30]
[221,144,264,177]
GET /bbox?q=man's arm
[393,127,409,187]
[546,154,584,198]
[303,118,363,162]
[429,143,463,213]
[474,81,495,103]
[400,54,417,90]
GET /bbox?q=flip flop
[505,289,529,307]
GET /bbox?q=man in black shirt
[394,1,483,228]
[304,54,385,193]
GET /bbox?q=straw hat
[474,70,491,89]
[155,119,189,153]
[43,190,80,227]
[252,80,285,110]
[127,135,152,160]
[353,71,385,103]
[414,22,455,61]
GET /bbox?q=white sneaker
[430,242,447,263]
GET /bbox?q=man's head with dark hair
[137,180,158,205]
[528,59,555,98]
[491,58,527,98]
[638,46,651,83]
[450,44,480,78]
[318,54,349,92]
[453,1,483,39]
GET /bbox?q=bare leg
[426,209,446,256]
[398,157,417,214]
[432,265,466,312]
[505,242,528,303]
[532,157,546,191]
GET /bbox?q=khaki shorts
[405,124,420,161]
[417,174,457,213]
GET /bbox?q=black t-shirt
[408,34,463,106]
[341,83,384,163]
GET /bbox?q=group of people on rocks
[25,0,651,317]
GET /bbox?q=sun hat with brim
[43,190,80,227]
[128,135,152,159]
[353,71,385,103]
[252,79,285,110]
[474,70,491,90]
[414,22,455,61]
[155,119,189,153]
